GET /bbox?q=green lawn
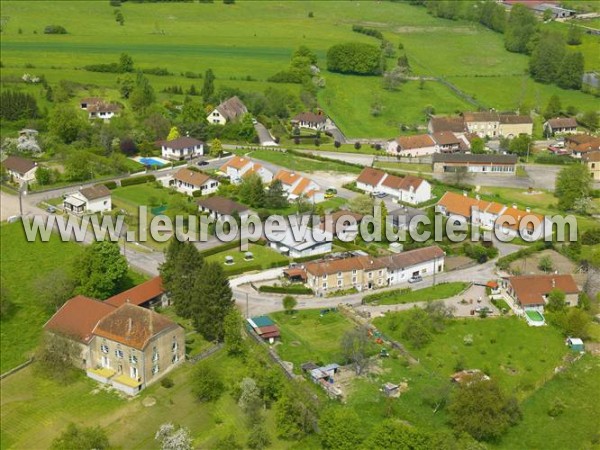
[271,309,356,371]
[495,355,600,450]
[111,183,175,207]
[204,243,289,273]
[363,282,469,305]
[0,349,305,450]
[0,222,146,373]
[247,149,361,174]
[373,161,433,174]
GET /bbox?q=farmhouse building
[506,274,579,312]
[207,96,248,125]
[169,168,219,196]
[79,98,119,120]
[432,131,462,153]
[463,111,500,138]
[44,294,185,395]
[432,153,517,174]
[105,276,167,309]
[291,112,328,131]
[544,118,578,136]
[380,246,445,286]
[2,155,37,184]
[161,137,204,160]
[197,196,251,221]
[583,151,600,181]
[63,184,112,214]
[428,116,466,134]
[386,134,437,157]
[498,115,534,138]
[219,155,273,184]
[569,137,600,159]
[305,255,388,294]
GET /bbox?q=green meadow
[1,1,597,138]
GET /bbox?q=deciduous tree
[319,407,364,450]
[341,326,373,375]
[282,295,297,314]
[555,164,591,211]
[74,241,128,299]
[51,423,110,450]
[223,308,245,355]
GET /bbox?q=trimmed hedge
[259,285,314,295]
[103,181,118,190]
[200,240,240,257]
[224,264,262,276]
[120,174,156,187]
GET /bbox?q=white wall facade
[161,144,204,160]
[207,109,227,125]
[388,257,445,285]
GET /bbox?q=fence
[187,343,223,363]
[245,327,297,380]
[0,357,34,380]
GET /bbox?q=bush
[192,190,203,198]
[354,142,362,150]
[44,25,67,34]
[141,67,171,76]
[496,242,546,271]
[120,174,156,187]
[326,42,383,75]
[161,377,174,388]
[83,63,121,73]
[258,285,314,295]
[200,241,239,257]
[351,24,384,40]
[334,140,341,148]
[103,181,118,190]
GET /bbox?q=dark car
[197,160,209,166]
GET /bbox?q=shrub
[161,377,174,388]
[327,42,383,75]
[192,190,203,198]
[44,25,67,34]
[258,285,314,295]
[199,241,239,257]
[334,140,341,148]
[103,181,118,190]
[352,24,384,40]
[119,175,156,187]
[141,67,171,76]
[354,142,362,150]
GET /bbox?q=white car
[252,118,258,125]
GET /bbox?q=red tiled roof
[220,155,251,171]
[463,111,499,123]
[93,303,179,351]
[509,275,579,306]
[356,167,387,187]
[429,116,466,133]
[432,131,460,146]
[44,296,116,344]
[396,134,436,150]
[274,169,302,186]
[305,255,386,277]
[105,277,164,308]
[173,168,213,187]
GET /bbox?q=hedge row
[286,149,364,170]
[224,264,262,276]
[258,285,314,295]
[496,241,547,271]
[200,240,240,257]
[120,174,156,187]
[103,181,118,190]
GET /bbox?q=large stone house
[498,115,533,138]
[207,96,248,125]
[463,111,500,138]
[63,184,112,214]
[168,168,219,196]
[44,287,185,395]
[161,137,204,160]
[2,155,37,184]
[105,276,168,309]
[506,274,579,312]
[583,151,600,181]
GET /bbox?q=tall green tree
[362,420,431,450]
[579,110,599,131]
[567,24,582,45]
[546,289,566,312]
[118,52,134,72]
[192,262,234,341]
[508,134,532,156]
[275,382,319,439]
[557,52,584,90]
[529,32,565,83]
[319,407,364,450]
[159,240,204,318]
[265,179,288,209]
[202,68,215,103]
[543,95,562,120]
[223,308,245,355]
[48,105,87,143]
[504,4,537,54]
[282,295,297,314]
[448,374,521,441]
[239,173,265,208]
[555,164,591,211]
[74,241,128,299]
[130,72,155,112]
[51,423,110,450]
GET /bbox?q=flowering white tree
[155,423,193,450]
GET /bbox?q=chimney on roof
[512,204,517,209]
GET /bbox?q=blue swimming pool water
[139,157,166,167]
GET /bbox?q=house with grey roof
[207,96,248,125]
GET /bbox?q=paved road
[254,122,277,146]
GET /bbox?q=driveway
[254,122,277,146]
[521,164,561,191]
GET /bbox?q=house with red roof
[274,169,324,203]
[506,274,579,313]
[355,167,431,205]
[219,155,273,185]
[167,167,219,196]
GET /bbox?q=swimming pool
[525,309,545,327]
[139,157,167,167]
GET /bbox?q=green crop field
[1,1,597,139]
[0,222,147,373]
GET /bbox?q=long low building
[355,167,432,205]
[432,153,518,175]
[304,245,445,295]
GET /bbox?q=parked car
[252,118,258,125]
[197,160,209,166]
[325,188,337,199]
[408,275,423,284]
[46,206,57,213]
[374,191,386,198]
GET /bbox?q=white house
[380,246,445,286]
[197,196,251,221]
[544,117,578,136]
[291,112,328,131]
[387,134,437,157]
[168,168,219,196]
[219,156,273,185]
[267,222,333,258]
[79,98,119,121]
[63,185,112,214]
[2,155,37,184]
[207,96,248,125]
[355,167,431,205]
[274,170,325,203]
[161,137,204,161]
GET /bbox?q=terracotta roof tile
[429,116,466,133]
[275,169,302,186]
[463,111,499,122]
[105,277,164,308]
[546,117,577,129]
[356,167,387,187]
[220,155,252,171]
[173,168,213,187]
[432,131,460,146]
[380,246,445,270]
[509,275,579,306]
[396,134,436,150]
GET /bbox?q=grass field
[204,243,289,273]
[247,149,362,174]
[363,282,469,305]
[2,1,597,139]
[0,349,308,450]
[373,161,432,174]
[271,309,356,371]
[0,222,146,373]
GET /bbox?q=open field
[247,149,362,174]
[363,282,469,305]
[0,349,307,450]
[373,160,432,173]
[271,309,356,371]
[205,243,289,273]
[1,1,597,139]
[0,222,147,373]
